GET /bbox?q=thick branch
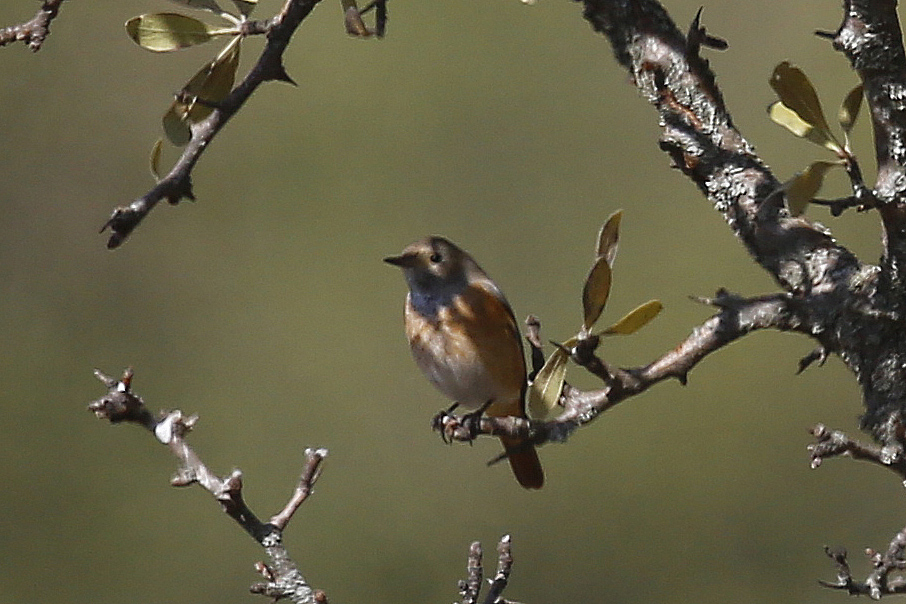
[89,368,326,604]
[830,0,906,302]
[101,0,322,249]
[578,0,862,298]
[565,0,906,438]
[0,0,65,51]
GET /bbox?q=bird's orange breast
[405,281,526,417]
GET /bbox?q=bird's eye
[429,252,442,263]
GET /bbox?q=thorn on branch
[686,7,728,56]
[797,346,828,374]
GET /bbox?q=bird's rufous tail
[501,436,544,489]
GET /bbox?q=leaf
[600,300,663,336]
[769,62,842,153]
[782,161,839,216]
[150,138,164,181]
[838,83,864,135]
[230,0,258,17]
[162,35,242,146]
[768,101,842,153]
[167,0,226,14]
[596,209,622,267]
[582,256,612,331]
[527,348,568,420]
[186,35,241,119]
[163,104,192,146]
[769,62,831,134]
[125,13,232,52]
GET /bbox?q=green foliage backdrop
[0,1,888,603]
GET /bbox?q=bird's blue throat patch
[407,274,466,320]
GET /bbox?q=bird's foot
[431,403,459,444]
[431,401,491,444]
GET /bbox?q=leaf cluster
[527,211,662,420]
[126,1,259,178]
[768,61,863,216]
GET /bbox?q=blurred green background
[0,1,892,602]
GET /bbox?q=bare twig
[457,537,518,604]
[809,417,906,598]
[808,423,906,481]
[459,541,483,604]
[89,368,326,604]
[101,0,322,249]
[0,0,66,51]
[820,537,906,598]
[483,535,514,604]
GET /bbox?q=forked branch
[89,367,327,604]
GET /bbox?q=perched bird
[384,236,544,489]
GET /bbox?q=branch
[820,537,906,598]
[437,292,807,447]
[809,422,906,481]
[0,0,65,51]
[457,536,518,604]
[577,0,862,297]
[101,0,322,249]
[88,367,327,604]
[809,418,906,598]
[828,0,906,295]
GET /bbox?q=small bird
[385,236,544,489]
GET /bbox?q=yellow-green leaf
[596,209,622,267]
[167,0,226,14]
[161,36,241,146]
[838,83,864,135]
[186,35,241,120]
[769,62,842,153]
[770,62,830,133]
[163,104,192,146]
[125,13,233,52]
[768,101,843,154]
[600,300,663,336]
[150,138,164,181]
[582,256,612,331]
[782,161,839,216]
[527,347,568,420]
[231,0,257,17]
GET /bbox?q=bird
[384,236,544,489]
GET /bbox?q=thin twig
[459,541,483,604]
[808,423,906,481]
[0,0,66,51]
[456,537,518,604]
[482,535,514,604]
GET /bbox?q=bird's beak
[383,252,416,268]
